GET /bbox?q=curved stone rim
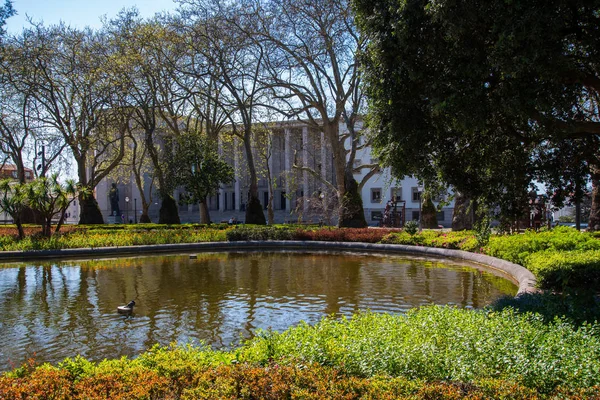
[0,241,536,295]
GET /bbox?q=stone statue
[109,183,120,216]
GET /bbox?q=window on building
[371,211,383,221]
[437,211,445,221]
[263,192,269,210]
[412,211,420,221]
[391,187,402,202]
[280,191,287,210]
[371,188,382,203]
[411,187,421,202]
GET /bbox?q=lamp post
[417,184,424,231]
[36,144,45,177]
[125,196,129,223]
[134,198,137,224]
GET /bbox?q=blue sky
[5,0,178,33]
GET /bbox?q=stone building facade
[95,121,454,226]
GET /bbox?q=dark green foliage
[484,226,600,290]
[492,291,600,328]
[173,133,234,208]
[159,195,181,225]
[353,0,600,222]
[526,250,600,290]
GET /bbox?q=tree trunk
[79,194,104,224]
[55,212,66,234]
[200,200,211,224]
[14,215,24,240]
[243,128,266,225]
[76,155,104,224]
[589,164,600,231]
[338,170,367,227]
[324,121,367,228]
[452,192,474,231]
[159,194,181,224]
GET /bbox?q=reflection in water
[0,252,517,370]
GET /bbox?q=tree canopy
[354,0,600,225]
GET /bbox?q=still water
[0,251,517,370]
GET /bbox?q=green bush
[239,307,600,393]
[404,220,418,235]
[484,226,600,266]
[491,291,600,327]
[524,250,600,290]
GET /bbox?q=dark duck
[117,300,135,313]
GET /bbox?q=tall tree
[354,0,600,227]
[248,0,370,227]
[105,11,185,224]
[3,24,127,224]
[178,3,272,224]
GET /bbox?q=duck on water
[117,300,135,313]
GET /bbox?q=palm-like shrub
[25,174,82,237]
[0,179,27,239]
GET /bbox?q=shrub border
[0,241,536,295]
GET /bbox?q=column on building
[268,132,274,212]
[320,131,327,187]
[284,128,291,212]
[302,126,309,213]
[218,137,225,212]
[234,136,240,211]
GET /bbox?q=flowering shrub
[293,228,397,243]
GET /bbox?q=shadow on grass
[491,290,600,327]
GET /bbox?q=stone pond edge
[0,241,536,296]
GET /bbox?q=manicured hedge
[524,250,600,289]
[484,226,600,266]
[380,230,479,251]
[382,227,600,291]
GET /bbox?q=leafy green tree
[354,0,600,226]
[25,174,80,236]
[173,132,234,223]
[0,178,26,239]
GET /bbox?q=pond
[0,251,517,370]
